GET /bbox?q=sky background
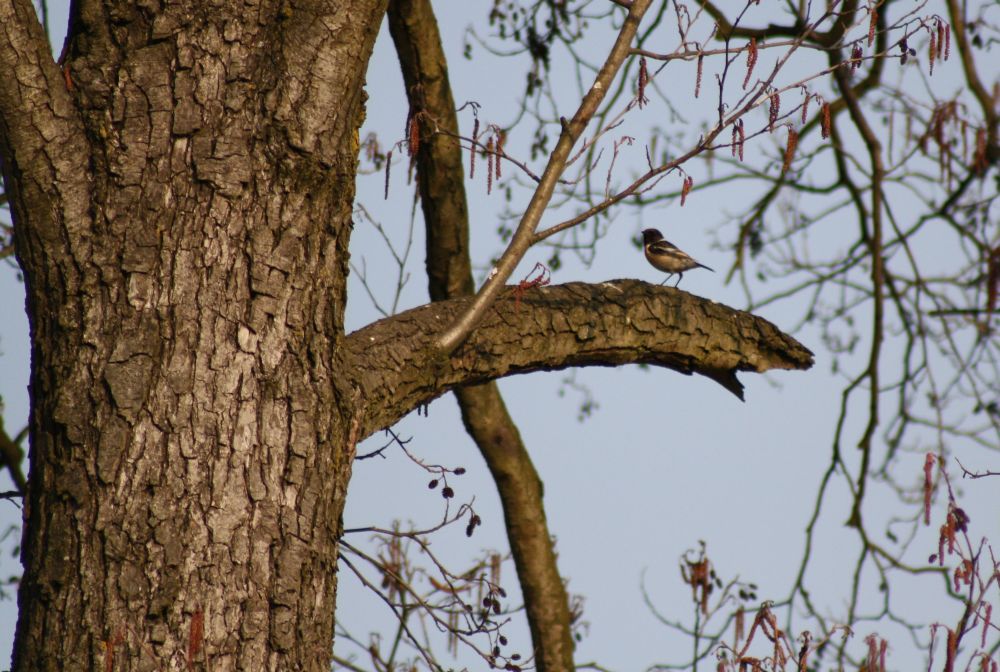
[0,2,997,670]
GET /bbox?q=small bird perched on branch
[641,228,714,286]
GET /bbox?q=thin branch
[434,0,653,354]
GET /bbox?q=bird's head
[641,228,664,244]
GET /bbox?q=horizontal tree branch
[344,280,814,440]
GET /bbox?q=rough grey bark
[2,1,387,669]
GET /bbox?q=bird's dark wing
[648,239,681,254]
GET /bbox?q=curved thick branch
[945,0,999,166]
[345,280,814,440]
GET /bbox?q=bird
[641,228,714,286]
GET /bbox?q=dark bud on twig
[769,90,780,131]
[850,44,863,74]
[465,513,482,537]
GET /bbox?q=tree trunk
[3,1,386,669]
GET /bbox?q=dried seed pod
[470,117,480,178]
[680,175,693,206]
[929,29,937,75]
[783,128,799,172]
[384,149,392,200]
[486,136,495,195]
[494,132,504,179]
[742,38,758,89]
[738,120,745,162]
[638,57,649,108]
[769,90,780,131]
[850,44,863,74]
[695,53,704,98]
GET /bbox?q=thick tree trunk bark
[0,2,813,670]
[4,1,387,669]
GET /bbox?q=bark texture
[388,2,577,669]
[343,280,814,439]
[3,1,387,669]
